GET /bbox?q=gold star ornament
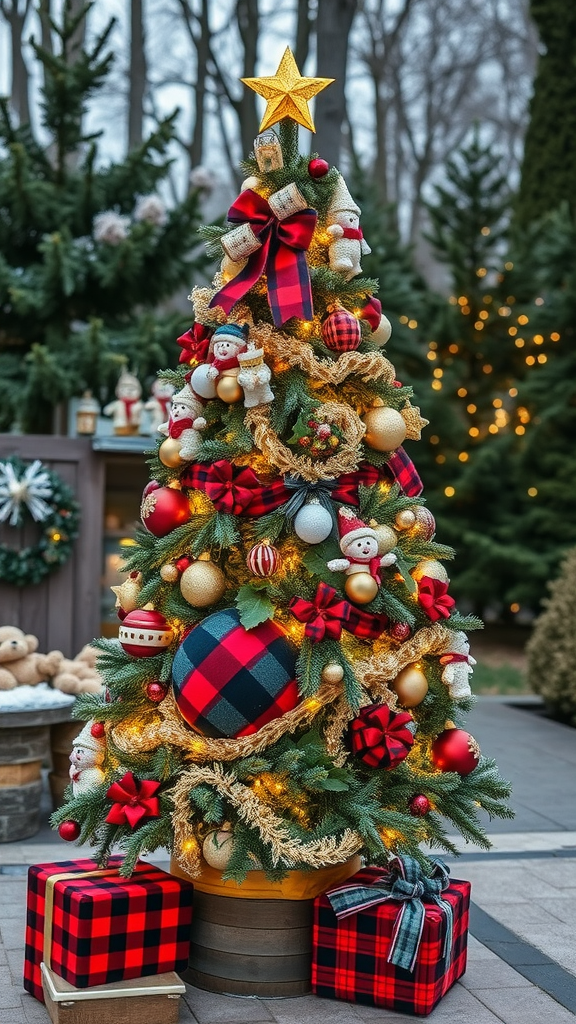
[242,47,334,133]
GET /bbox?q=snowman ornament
[438,631,476,699]
[158,384,207,460]
[145,379,175,434]
[69,721,106,796]
[325,176,371,281]
[189,323,249,401]
[327,506,396,605]
[237,343,274,408]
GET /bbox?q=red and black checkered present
[24,857,193,1003]
[312,865,471,1017]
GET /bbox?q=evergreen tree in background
[516,0,576,226]
[53,53,511,883]
[0,1,207,433]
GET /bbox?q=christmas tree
[54,50,512,883]
[0,0,206,433]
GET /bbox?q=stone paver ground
[1,698,575,1024]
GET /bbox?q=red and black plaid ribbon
[182,460,259,514]
[418,576,456,621]
[209,189,317,326]
[289,583,388,642]
[177,322,212,365]
[387,447,423,497]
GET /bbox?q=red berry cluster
[297,419,342,457]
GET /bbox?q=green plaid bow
[326,856,454,973]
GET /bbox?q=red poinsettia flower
[105,772,161,828]
[418,576,456,622]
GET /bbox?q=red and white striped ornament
[246,542,282,578]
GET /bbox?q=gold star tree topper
[242,47,334,134]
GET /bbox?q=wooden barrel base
[186,889,313,996]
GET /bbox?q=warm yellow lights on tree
[458,452,469,462]
[528,487,538,497]
[444,486,455,497]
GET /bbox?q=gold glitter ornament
[158,437,186,469]
[411,559,449,584]
[180,560,226,607]
[345,572,379,605]
[242,47,334,133]
[369,520,397,555]
[362,406,407,452]
[216,369,243,404]
[321,663,345,684]
[395,509,416,530]
[391,664,429,707]
[160,563,179,583]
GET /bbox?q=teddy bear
[438,631,476,699]
[69,721,106,796]
[157,383,207,460]
[325,175,371,281]
[0,626,63,690]
[50,644,104,695]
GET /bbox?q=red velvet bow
[209,189,317,327]
[105,772,160,828]
[418,576,456,622]
[289,583,351,641]
[177,323,212,365]
[203,460,259,515]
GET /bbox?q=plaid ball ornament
[172,608,299,738]
[321,307,362,352]
[349,703,415,768]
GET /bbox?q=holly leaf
[235,584,275,629]
[394,549,417,594]
[302,538,340,575]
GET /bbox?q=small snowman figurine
[325,176,371,281]
[158,384,207,462]
[144,379,175,434]
[327,507,397,605]
[237,343,274,408]
[438,631,476,699]
[103,368,143,435]
[69,721,106,796]
[189,323,249,403]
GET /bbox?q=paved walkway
[1,698,575,1023]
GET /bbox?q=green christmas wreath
[0,456,81,586]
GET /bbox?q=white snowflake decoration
[0,460,53,526]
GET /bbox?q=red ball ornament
[59,820,81,842]
[431,728,480,776]
[140,484,190,538]
[146,681,167,703]
[175,556,193,574]
[308,157,329,178]
[409,794,431,817]
[119,609,173,658]
[90,722,105,739]
[390,622,412,642]
[349,703,415,769]
[246,542,282,578]
[321,307,362,353]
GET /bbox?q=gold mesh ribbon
[245,402,365,482]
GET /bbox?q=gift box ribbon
[326,855,454,973]
[42,867,120,971]
[209,189,317,327]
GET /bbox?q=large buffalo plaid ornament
[312,864,471,1016]
[24,857,193,1003]
[171,608,300,738]
[321,306,362,352]
[349,704,415,769]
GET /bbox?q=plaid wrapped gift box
[24,857,193,1003]
[312,864,471,1017]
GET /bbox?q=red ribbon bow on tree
[105,772,160,828]
[209,189,317,327]
[177,323,212,365]
[182,459,259,515]
[417,576,456,622]
[349,704,415,769]
[289,583,351,641]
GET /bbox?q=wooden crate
[41,964,185,1024]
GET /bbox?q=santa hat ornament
[72,721,106,757]
[337,506,378,553]
[327,175,361,218]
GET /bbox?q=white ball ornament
[202,827,235,870]
[293,499,333,544]
[189,362,218,400]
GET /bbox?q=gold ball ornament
[411,506,436,541]
[321,662,345,684]
[362,406,407,452]
[202,827,234,870]
[180,560,226,607]
[391,664,429,707]
[411,559,449,583]
[216,370,243,403]
[158,436,186,469]
[345,572,379,605]
[369,520,398,555]
[395,509,416,530]
[160,563,179,583]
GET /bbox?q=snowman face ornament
[70,744,98,770]
[213,338,239,360]
[346,535,379,562]
[171,400,189,421]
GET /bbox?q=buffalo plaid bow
[327,855,453,973]
[418,576,456,622]
[289,583,389,642]
[386,447,423,497]
[177,322,212,365]
[209,189,317,326]
[182,460,259,515]
[105,772,160,828]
